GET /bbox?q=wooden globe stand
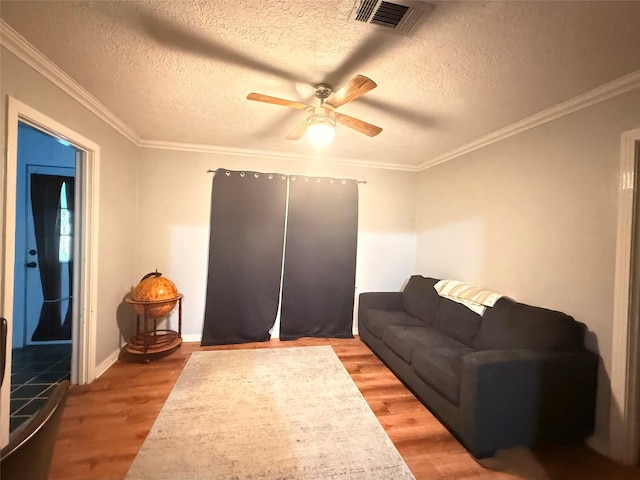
[125,294,183,363]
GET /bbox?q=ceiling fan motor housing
[313,83,333,102]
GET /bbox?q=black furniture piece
[358,275,598,458]
[0,380,69,480]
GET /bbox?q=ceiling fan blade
[325,36,402,89]
[359,97,438,127]
[336,113,382,137]
[117,8,309,83]
[285,120,309,140]
[247,93,310,110]
[324,75,377,109]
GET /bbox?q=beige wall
[134,149,418,338]
[0,47,139,366]
[415,88,640,453]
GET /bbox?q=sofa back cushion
[472,298,586,351]
[432,298,482,346]
[401,275,441,325]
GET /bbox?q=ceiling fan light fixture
[307,122,335,148]
[247,75,382,143]
[306,108,336,148]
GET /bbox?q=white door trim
[1,96,100,445]
[611,127,640,465]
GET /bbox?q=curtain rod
[206,169,366,184]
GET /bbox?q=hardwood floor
[49,338,640,480]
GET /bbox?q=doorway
[9,123,76,431]
[1,96,101,447]
[611,128,640,465]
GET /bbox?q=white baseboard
[181,334,202,343]
[94,348,120,379]
[93,336,200,380]
[586,433,609,458]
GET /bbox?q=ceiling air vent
[348,0,434,35]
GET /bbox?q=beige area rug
[125,346,415,480]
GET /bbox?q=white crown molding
[139,138,421,171]
[0,20,140,145]
[418,70,640,171]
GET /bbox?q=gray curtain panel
[201,170,287,345]
[279,177,358,340]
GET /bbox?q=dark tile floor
[10,343,71,432]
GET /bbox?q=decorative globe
[130,271,179,319]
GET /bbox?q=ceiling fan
[247,75,383,147]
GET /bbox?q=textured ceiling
[1,1,640,168]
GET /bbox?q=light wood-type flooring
[49,338,640,480]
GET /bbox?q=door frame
[611,127,640,465]
[1,96,100,444]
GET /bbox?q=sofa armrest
[358,292,404,312]
[458,349,598,458]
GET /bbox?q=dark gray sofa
[358,275,598,458]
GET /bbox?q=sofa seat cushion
[401,275,441,325]
[360,309,424,340]
[382,325,467,363]
[432,297,483,346]
[412,346,472,405]
[472,298,586,351]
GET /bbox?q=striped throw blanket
[434,279,504,316]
